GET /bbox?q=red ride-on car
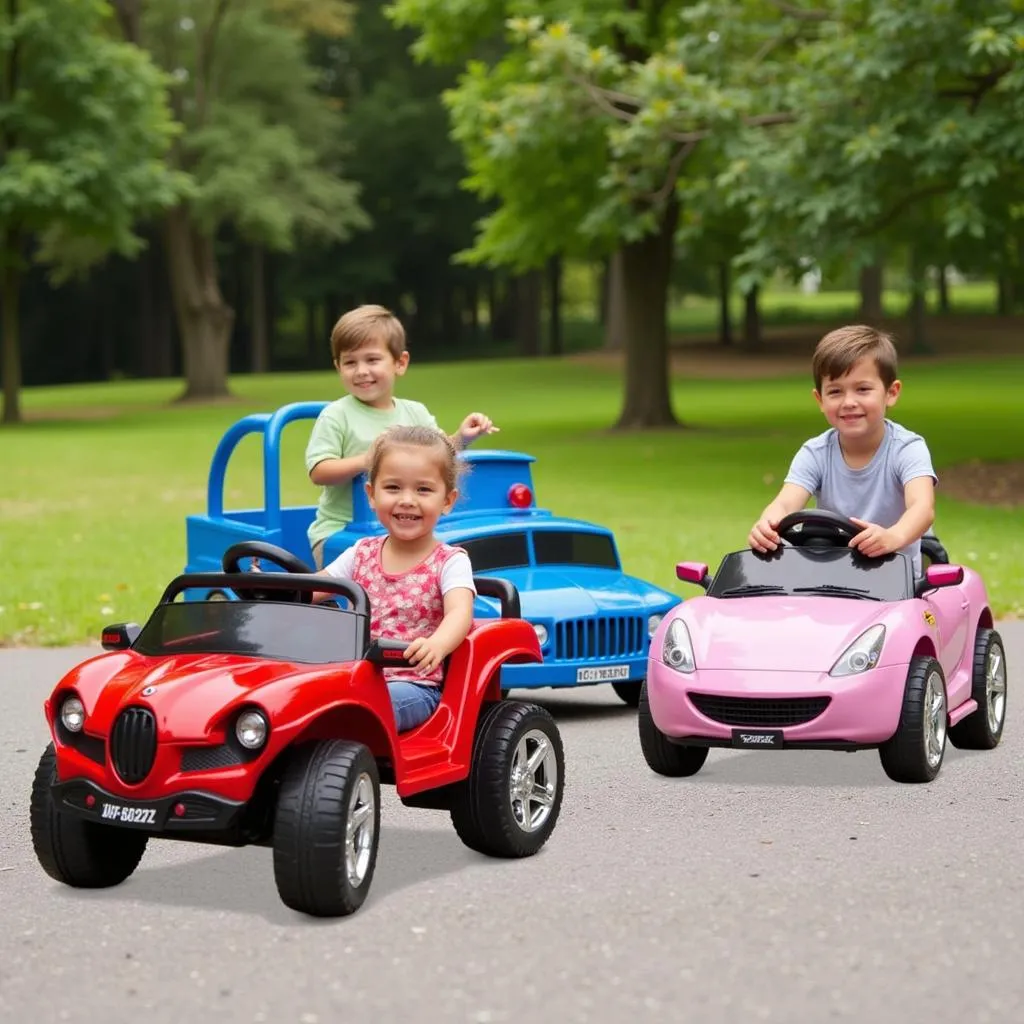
[30,542,565,918]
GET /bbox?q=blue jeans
[388,681,442,733]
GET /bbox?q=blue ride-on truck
[183,402,681,705]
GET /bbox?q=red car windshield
[132,601,366,664]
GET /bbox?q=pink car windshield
[706,546,913,602]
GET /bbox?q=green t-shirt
[305,394,438,546]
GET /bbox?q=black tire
[450,702,564,858]
[612,680,642,707]
[30,744,148,888]
[272,740,380,917]
[878,656,947,783]
[637,682,709,777]
[949,628,1007,750]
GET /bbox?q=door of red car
[923,586,970,701]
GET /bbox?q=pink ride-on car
[639,510,1008,784]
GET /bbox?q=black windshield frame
[707,546,914,602]
[132,600,369,664]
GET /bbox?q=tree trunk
[250,245,268,374]
[441,284,461,348]
[937,265,950,314]
[743,284,762,351]
[0,259,21,425]
[514,271,542,357]
[718,261,733,346]
[614,202,679,429]
[907,251,930,354]
[163,206,234,399]
[603,250,627,351]
[547,255,562,356]
[858,262,884,323]
[597,258,610,325]
[466,280,480,341]
[997,274,1012,316]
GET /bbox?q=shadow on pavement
[667,741,992,789]
[64,824,484,925]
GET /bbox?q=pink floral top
[348,536,469,685]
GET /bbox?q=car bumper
[646,659,909,746]
[51,778,245,833]
[499,654,647,688]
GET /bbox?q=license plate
[576,664,630,683]
[99,801,159,826]
[732,729,783,749]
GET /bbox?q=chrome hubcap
[508,729,558,833]
[345,772,376,888]
[924,670,947,769]
[986,642,1007,735]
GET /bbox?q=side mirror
[101,622,141,651]
[925,563,964,588]
[916,563,964,597]
[676,562,711,590]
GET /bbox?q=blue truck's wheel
[30,744,148,888]
[612,680,642,707]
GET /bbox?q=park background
[1,0,1022,646]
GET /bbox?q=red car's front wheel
[30,744,148,888]
[272,739,380,917]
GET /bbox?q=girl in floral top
[319,425,477,732]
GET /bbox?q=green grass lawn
[2,353,1022,645]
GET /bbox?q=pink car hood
[678,596,893,672]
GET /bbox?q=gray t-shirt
[784,420,937,576]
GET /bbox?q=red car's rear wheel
[450,701,564,858]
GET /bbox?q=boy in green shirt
[305,304,498,567]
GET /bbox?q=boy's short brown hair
[811,325,899,391]
[330,304,406,364]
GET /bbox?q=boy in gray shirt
[749,325,937,577]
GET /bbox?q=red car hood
[678,597,894,672]
[68,651,341,738]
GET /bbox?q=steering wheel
[221,541,315,604]
[776,509,862,549]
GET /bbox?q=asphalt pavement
[2,624,1021,1024]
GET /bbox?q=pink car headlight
[661,619,696,673]
[830,625,886,677]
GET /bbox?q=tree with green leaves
[726,2,1024,310]
[0,0,184,425]
[391,0,1024,426]
[113,0,367,399]
[388,0,802,427]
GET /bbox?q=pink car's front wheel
[878,656,948,783]
[638,682,708,777]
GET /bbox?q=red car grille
[689,693,830,727]
[111,706,157,784]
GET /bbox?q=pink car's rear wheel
[637,682,709,777]
[949,629,1007,750]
